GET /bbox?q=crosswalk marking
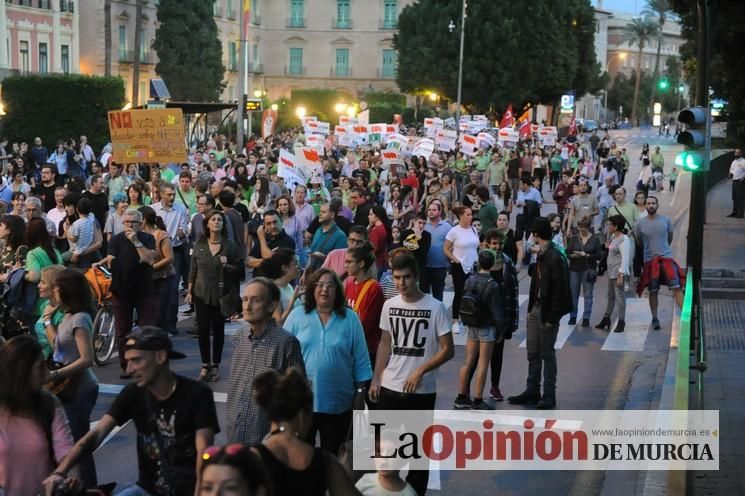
[601,299,652,351]
[519,298,584,350]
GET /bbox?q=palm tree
[104,0,112,76]
[644,0,672,110]
[622,16,660,125]
[132,0,143,105]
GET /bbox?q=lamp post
[677,84,685,114]
[603,52,627,125]
[449,0,467,130]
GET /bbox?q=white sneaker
[451,321,463,334]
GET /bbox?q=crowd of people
[0,126,686,495]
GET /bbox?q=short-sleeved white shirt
[445,224,480,274]
[379,294,451,394]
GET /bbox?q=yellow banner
[108,108,186,164]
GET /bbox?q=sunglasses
[201,443,249,461]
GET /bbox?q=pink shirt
[0,406,74,495]
[321,248,347,277]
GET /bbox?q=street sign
[245,98,263,112]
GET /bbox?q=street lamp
[334,102,348,114]
[603,52,627,124]
[428,92,438,102]
[346,105,358,118]
[451,0,467,130]
[254,88,266,98]
[295,106,306,120]
[271,103,279,112]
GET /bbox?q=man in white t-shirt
[370,251,454,495]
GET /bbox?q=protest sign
[460,134,479,156]
[278,149,305,190]
[381,150,404,168]
[435,129,458,152]
[339,115,357,126]
[296,147,324,181]
[411,138,435,159]
[108,108,186,164]
[301,116,318,127]
[369,123,387,145]
[306,134,325,153]
[497,128,520,147]
[477,132,497,148]
[386,133,409,152]
[305,120,330,136]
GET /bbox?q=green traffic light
[659,79,669,90]
[676,151,703,171]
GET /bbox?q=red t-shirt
[401,175,419,191]
[368,223,388,270]
[344,277,384,355]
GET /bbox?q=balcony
[284,65,306,76]
[380,19,398,29]
[118,50,155,65]
[331,67,352,78]
[227,9,237,20]
[213,5,223,17]
[251,13,261,25]
[286,17,306,28]
[248,63,264,74]
[332,18,353,29]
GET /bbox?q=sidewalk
[690,179,745,495]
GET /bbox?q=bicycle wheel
[93,305,117,366]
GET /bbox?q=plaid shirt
[226,321,305,446]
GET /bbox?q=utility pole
[454,0,466,129]
[236,6,246,153]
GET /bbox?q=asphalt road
[87,128,687,495]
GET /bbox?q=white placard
[435,129,458,152]
[411,138,435,159]
[460,134,479,156]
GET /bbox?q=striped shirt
[225,321,305,446]
[71,215,96,255]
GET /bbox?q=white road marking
[601,298,652,351]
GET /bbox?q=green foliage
[394,0,598,111]
[153,0,225,101]
[1,74,125,150]
[670,0,745,120]
[368,102,406,124]
[365,91,406,107]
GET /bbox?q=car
[581,119,598,133]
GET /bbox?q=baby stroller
[0,266,37,341]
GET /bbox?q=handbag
[44,359,81,403]
[218,258,241,318]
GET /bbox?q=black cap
[530,217,552,241]
[125,326,186,359]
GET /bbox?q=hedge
[1,74,125,152]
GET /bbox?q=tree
[132,0,143,105]
[643,0,673,110]
[104,0,111,76]
[670,0,745,120]
[153,0,225,101]
[622,16,659,124]
[394,0,598,112]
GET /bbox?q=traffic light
[658,79,669,91]
[676,106,709,172]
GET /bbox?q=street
[83,128,692,495]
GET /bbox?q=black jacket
[464,273,506,337]
[528,241,572,326]
[491,252,519,337]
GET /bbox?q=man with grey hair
[25,195,57,236]
[96,209,158,378]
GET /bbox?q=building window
[383,0,397,29]
[118,25,127,61]
[139,30,146,62]
[289,47,303,75]
[38,43,48,74]
[229,41,238,70]
[61,44,70,74]
[381,48,397,78]
[335,48,349,76]
[252,43,259,66]
[290,0,304,27]
[336,0,350,28]
[19,41,29,74]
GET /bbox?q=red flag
[499,104,514,129]
[518,118,531,138]
[569,114,578,136]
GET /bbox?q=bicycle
[85,266,116,366]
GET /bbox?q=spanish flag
[243,0,251,39]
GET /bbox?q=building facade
[0,0,80,79]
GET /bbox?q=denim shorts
[465,325,496,342]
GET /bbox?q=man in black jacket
[509,217,571,409]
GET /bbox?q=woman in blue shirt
[284,268,372,454]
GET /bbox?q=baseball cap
[125,326,186,359]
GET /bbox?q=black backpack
[460,275,495,327]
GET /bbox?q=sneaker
[652,318,661,330]
[489,385,504,401]
[453,395,472,409]
[182,305,195,316]
[568,317,577,326]
[581,318,590,328]
[507,391,541,405]
[471,399,493,410]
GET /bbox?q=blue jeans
[62,384,99,488]
[155,273,179,334]
[569,270,595,320]
[117,485,154,496]
[420,266,447,301]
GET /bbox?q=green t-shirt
[475,152,492,172]
[550,156,563,172]
[175,187,197,215]
[453,159,469,174]
[487,161,506,186]
[160,168,176,183]
[25,247,63,316]
[34,308,64,358]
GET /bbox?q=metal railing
[332,18,353,29]
[248,63,264,74]
[331,66,352,77]
[379,19,398,29]
[118,50,155,64]
[284,65,306,76]
[377,67,396,79]
[286,17,306,28]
